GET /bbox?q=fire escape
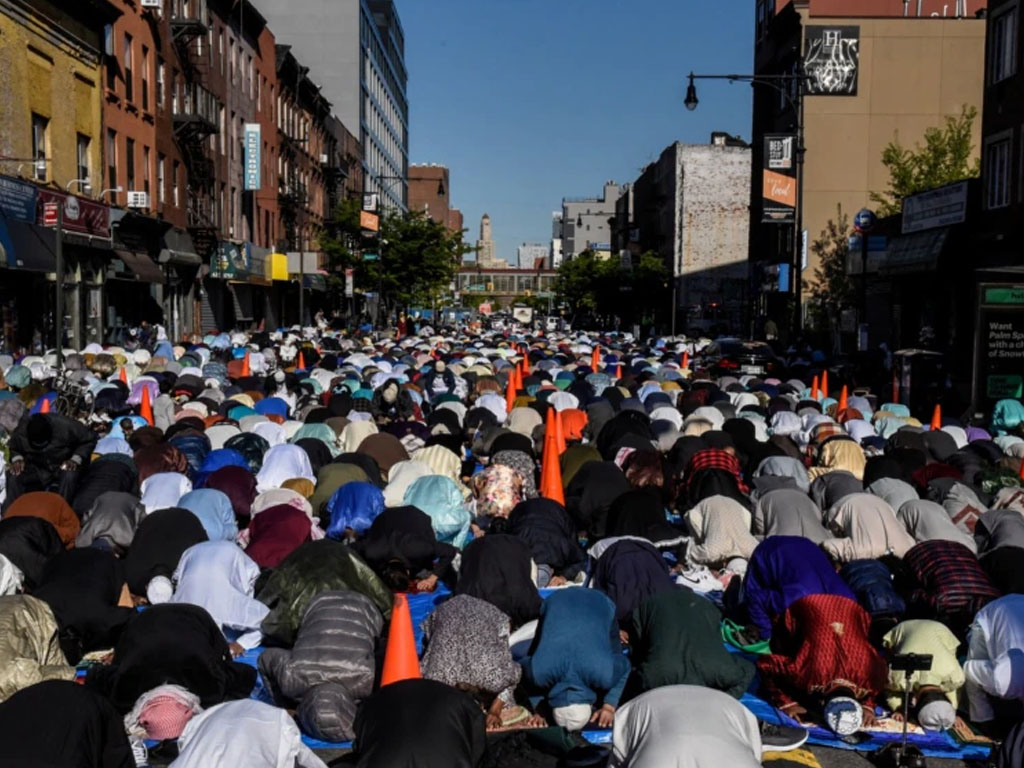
[171,9,219,258]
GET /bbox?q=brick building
[408,163,463,235]
[618,133,752,335]
[751,0,988,334]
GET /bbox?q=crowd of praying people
[0,325,1023,767]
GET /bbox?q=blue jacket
[840,558,906,620]
[743,536,855,639]
[522,589,629,708]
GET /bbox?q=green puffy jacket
[257,540,392,646]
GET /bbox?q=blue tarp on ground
[225,587,990,759]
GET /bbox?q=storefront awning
[301,274,327,292]
[0,219,56,272]
[112,250,163,283]
[881,228,948,275]
[158,228,201,267]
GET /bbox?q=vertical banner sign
[243,123,261,191]
[344,268,354,298]
[762,134,797,224]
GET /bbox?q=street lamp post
[684,70,809,339]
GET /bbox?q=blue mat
[233,588,989,758]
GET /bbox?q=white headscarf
[205,424,241,451]
[255,444,315,493]
[340,420,379,454]
[170,541,268,650]
[384,459,434,507]
[685,496,757,566]
[897,499,978,553]
[140,472,193,515]
[251,421,286,447]
[821,493,916,563]
[171,700,328,768]
[0,554,24,595]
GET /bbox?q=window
[229,39,235,84]
[156,58,165,108]
[106,130,117,190]
[141,46,150,110]
[248,55,254,99]
[76,134,90,184]
[986,132,1013,209]
[990,5,1018,83]
[219,105,226,155]
[125,137,135,191]
[172,160,180,206]
[218,29,224,74]
[143,146,151,198]
[229,111,236,159]
[158,154,165,204]
[31,113,48,180]
[123,34,133,101]
[171,69,179,112]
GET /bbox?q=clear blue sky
[401,0,753,264]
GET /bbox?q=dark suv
[700,338,781,377]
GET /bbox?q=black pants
[3,468,80,510]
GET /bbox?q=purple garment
[966,426,992,443]
[743,536,856,640]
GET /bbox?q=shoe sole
[761,732,809,753]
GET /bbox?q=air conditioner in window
[320,153,329,164]
[140,0,162,8]
[126,191,149,209]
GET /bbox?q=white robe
[170,700,327,768]
[964,594,1024,722]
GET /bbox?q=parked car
[699,338,781,377]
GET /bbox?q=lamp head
[684,73,699,112]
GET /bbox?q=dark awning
[113,250,163,283]
[158,228,202,266]
[0,219,56,272]
[881,228,948,275]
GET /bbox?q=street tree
[807,205,856,337]
[870,105,981,217]
[321,201,472,317]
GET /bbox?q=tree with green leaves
[320,201,473,318]
[870,105,981,217]
[807,205,856,336]
[553,249,601,318]
[554,249,671,327]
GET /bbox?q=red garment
[203,466,257,522]
[244,505,312,569]
[757,594,887,708]
[684,449,749,494]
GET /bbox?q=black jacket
[9,413,97,491]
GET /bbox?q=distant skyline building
[259,0,409,209]
[516,243,549,270]
[475,214,505,267]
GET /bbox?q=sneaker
[676,565,720,593]
[759,722,809,753]
[129,736,149,767]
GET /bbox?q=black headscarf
[507,498,586,581]
[295,437,332,477]
[606,487,683,544]
[565,460,631,539]
[0,680,134,767]
[352,679,486,768]
[685,468,751,511]
[597,411,653,460]
[455,535,541,628]
[122,507,209,595]
[356,505,459,588]
[72,455,139,520]
[34,548,135,664]
[862,456,908,487]
[590,538,675,622]
[86,603,257,712]
[223,432,269,473]
[0,516,63,590]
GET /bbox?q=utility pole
[55,204,64,373]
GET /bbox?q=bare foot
[228,642,244,658]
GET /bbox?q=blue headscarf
[178,488,239,541]
[196,449,249,487]
[403,475,471,548]
[325,481,385,539]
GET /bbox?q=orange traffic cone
[119,366,128,385]
[297,350,306,371]
[682,351,689,370]
[505,372,517,415]
[591,346,600,373]
[380,593,422,687]
[615,363,623,380]
[522,353,530,376]
[811,375,820,401]
[241,351,251,378]
[139,385,153,426]
[554,407,567,455]
[821,370,829,400]
[838,385,849,413]
[540,408,565,505]
[930,404,942,431]
[39,396,51,413]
